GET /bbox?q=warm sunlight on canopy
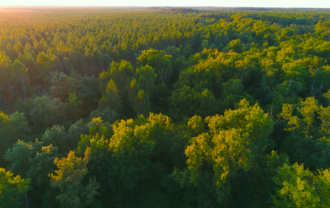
[1,0,330,8]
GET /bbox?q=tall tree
[0,168,30,208]
[273,163,330,207]
[128,65,156,116]
[49,148,101,208]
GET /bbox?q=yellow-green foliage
[50,148,100,208]
[183,99,273,203]
[273,163,330,207]
[0,168,30,208]
[0,111,10,123]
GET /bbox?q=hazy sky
[1,0,330,8]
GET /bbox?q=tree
[36,51,53,85]
[169,86,217,121]
[74,74,100,118]
[187,115,204,135]
[0,168,30,208]
[41,126,69,151]
[273,163,330,207]
[11,59,29,101]
[280,97,330,170]
[76,113,186,207]
[128,65,157,116]
[99,60,134,93]
[61,93,83,125]
[97,79,121,113]
[315,20,330,35]
[173,99,274,206]
[90,108,119,124]
[218,79,253,112]
[137,48,173,85]
[0,111,31,167]
[4,139,59,187]
[4,140,42,179]
[49,148,101,208]
[5,138,60,206]
[29,96,66,130]
[49,71,77,102]
[67,119,89,146]
[0,51,13,107]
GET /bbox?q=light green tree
[0,168,30,208]
[174,99,274,206]
[273,163,330,207]
[49,148,101,208]
[137,48,173,85]
[280,97,330,169]
[97,79,122,113]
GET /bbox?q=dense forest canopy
[1,6,330,208]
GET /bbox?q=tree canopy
[2,7,330,208]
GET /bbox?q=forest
[1,6,330,208]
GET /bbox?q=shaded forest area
[1,7,330,208]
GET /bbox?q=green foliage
[2,7,330,208]
[29,96,66,129]
[0,168,30,208]
[100,60,134,93]
[76,113,188,207]
[128,65,157,116]
[169,86,217,121]
[174,99,274,206]
[280,97,330,169]
[90,108,119,124]
[41,126,70,151]
[98,79,122,113]
[0,112,31,167]
[187,115,204,135]
[218,78,254,112]
[50,148,101,208]
[4,139,58,187]
[316,20,330,34]
[137,48,173,85]
[273,163,330,207]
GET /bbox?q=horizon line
[1,5,330,9]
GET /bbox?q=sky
[1,0,330,8]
